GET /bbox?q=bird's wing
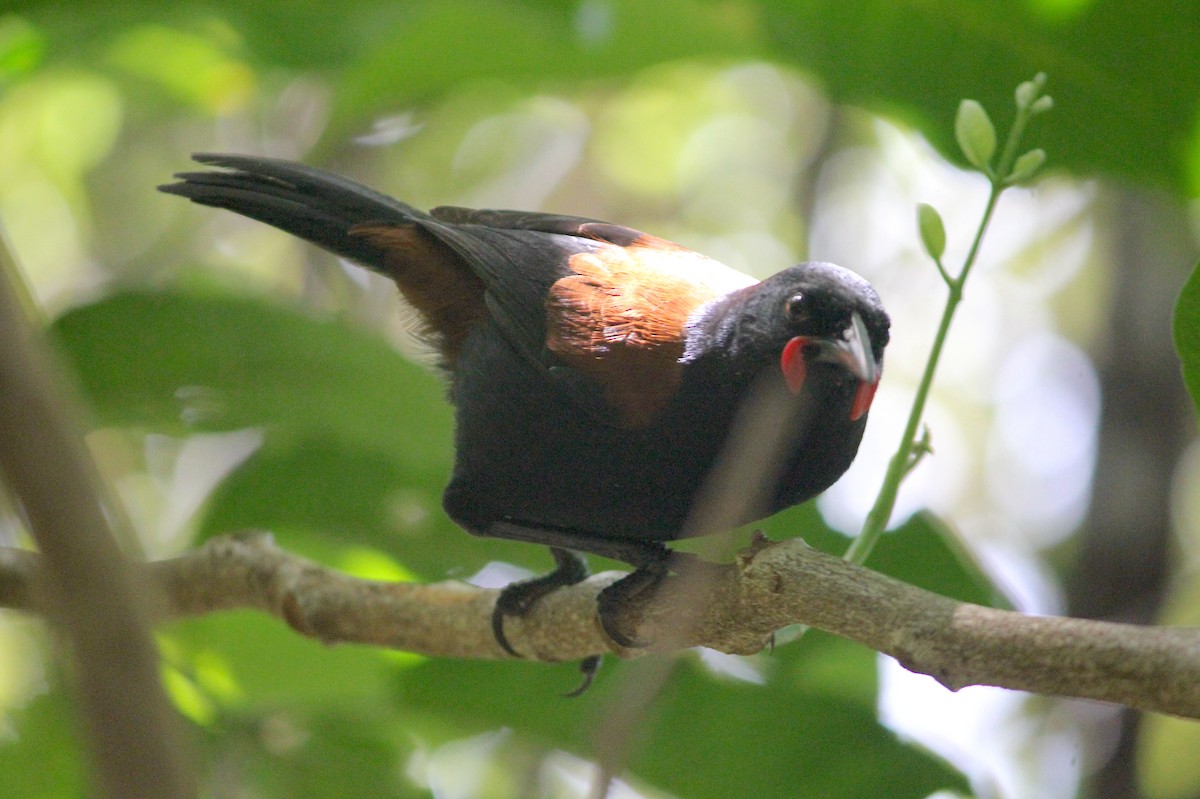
[414,209,757,427]
[541,228,756,427]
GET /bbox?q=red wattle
[850,379,878,421]
[780,336,808,394]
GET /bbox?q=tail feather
[159,153,425,271]
[161,153,491,366]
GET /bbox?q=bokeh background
[0,1,1198,798]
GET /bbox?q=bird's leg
[483,523,720,664]
[483,522,674,656]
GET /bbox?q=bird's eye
[785,292,808,321]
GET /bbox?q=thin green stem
[932,256,953,288]
[905,426,933,476]
[952,183,1003,295]
[843,268,957,562]
[844,78,1047,566]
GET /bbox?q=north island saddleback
[161,154,891,681]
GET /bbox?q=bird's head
[702,261,890,422]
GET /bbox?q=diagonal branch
[3,533,1198,718]
[0,237,195,799]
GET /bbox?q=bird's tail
[159,153,426,272]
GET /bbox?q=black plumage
[161,153,890,655]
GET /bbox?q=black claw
[595,561,671,648]
[492,547,589,657]
[597,610,648,649]
[564,655,602,697]
[491,602,522,658]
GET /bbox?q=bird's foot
[492,547,589,657]
[595,552,722,648]
[493,548,603,696]
[595,563,667,648]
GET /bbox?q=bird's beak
[819,311,876,385]
[780,312,879,421]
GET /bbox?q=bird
[160,153,891,669]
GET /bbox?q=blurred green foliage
[0,1,1198,797]
[1175,263,1200,417]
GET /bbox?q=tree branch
[3,532,1197,718]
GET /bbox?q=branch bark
[3,532,1197,719]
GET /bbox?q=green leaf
[200,437,429,541]
[954,99,996,170]
[50,288,453,470]
[871,512,1011,609]
[916,202,946,261]
[1007,148,1046,183]
[163,611,413,708]
[1173,260,1200,419]
[760,1,1195,196]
